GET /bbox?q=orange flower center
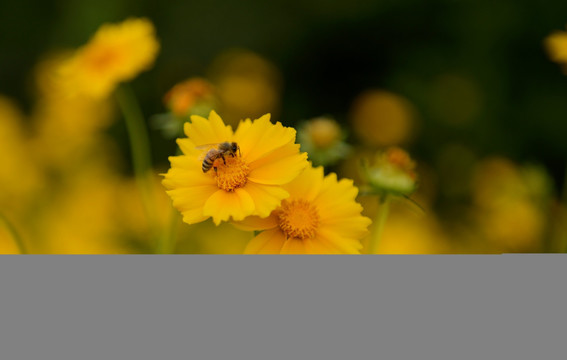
[84,46,120,73]
[214,155,250,192]
[277,199,320,240]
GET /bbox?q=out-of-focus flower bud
[361,147,417,197]
[153,77,218,139]
[163,77,217,118]
[297,116,351,167]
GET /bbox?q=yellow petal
[313,175,359,217]
[244,228,286,254]
[233,214,278,232]
[304,238,343,254]
[167,154,200,170]
[180,207,210,225]
[162,168,217,190]
[280,238,307,254]
[177,138,200,156]
[234,187,255,221]
[282,165,324,202]
[316,228,362,254]
[203,188,255,225]
[320,215,372,240]
[165,184,218,225]
[234,114,297,164]
[247,144,308,185]
[185,110,233,146]
[209,110,234,140]
[243,181,289,218]
[166,184,218,211]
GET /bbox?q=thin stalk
[157,208,181,254]
[368,194,391,254]
[157,147,184,254]
[0,212,27,254]
[562,165,567,205]
[559,165,567,253]
[115,85,159,252]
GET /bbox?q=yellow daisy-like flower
[60,18,160,99]
[236,165,371,254]
[163,110,308,225]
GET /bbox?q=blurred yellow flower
[31,55,115,168]
[1,227,20,254]
[59,18,160,99]
[208,50,282,126]
[237,165,371,254]
[471,157,547,252]
[163,110,308,225]
[0,96,43,213]
[176,221,253,254]
[33,165,131,254]
[370,211,449,254]
[112,174,177,253]
[545,27,567,65]
[349,90,416,147]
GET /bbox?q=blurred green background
[2,0,567,180]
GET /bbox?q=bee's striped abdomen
[202,149,218,173]
[202,157,214,172]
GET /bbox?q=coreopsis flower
[0,96,43,212]
[236,165,371,254]
[162,110,308,225]
[545,26,567,70]
[297,116,351,167]
[59,18,160,99]
[471,157,547,252]
[361,147,417,198]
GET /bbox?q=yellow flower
[471,157,547,252]
[208,49,282,126]
[545,28,567,65]
[0,96,43,213]
[236,165,371,254]
[163,110,308,225]
[60,18,160,99]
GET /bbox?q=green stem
[0,212,27,254]
[562,165,567,205]
[368,194,391,254]
[115,85,159,252]
[558,165,567,253]
[157,207,181,254]
[156,147,184,254]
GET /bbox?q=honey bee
[197,142,241,173]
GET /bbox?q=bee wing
[195,142,221,150]
[195,143,220,161]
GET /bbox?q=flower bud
[297,116,351,167]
